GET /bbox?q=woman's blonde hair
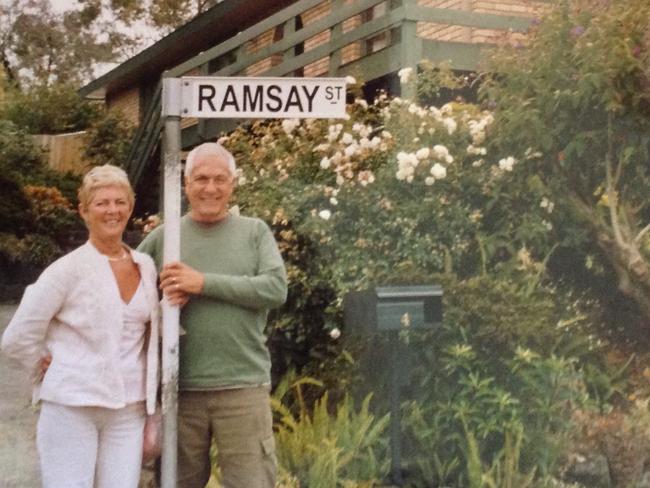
[78,164,135,209]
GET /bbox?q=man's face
[185,155,235,224]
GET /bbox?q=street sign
[179,76,347,119]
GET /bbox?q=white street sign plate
[180,77,347,119]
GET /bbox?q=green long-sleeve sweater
[137,214,287,390]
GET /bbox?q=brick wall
[417,0,472,43]
[242,0,368,77]
[471,0,542,43]
[416,0,543,45]
[245,28,279,76]
[107,86,140,125]
[303,1,331,76]
[340,0,363,65]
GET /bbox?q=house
[79,0,543,200]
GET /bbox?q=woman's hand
[37,353,52,382]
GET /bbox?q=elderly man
[137,142,287,488]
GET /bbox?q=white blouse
[120,282,149,404]
[1,242,160,415]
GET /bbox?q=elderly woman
[1,165,160,488]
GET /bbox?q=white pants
[37,401,146,488]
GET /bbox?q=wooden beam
[338,44,403,81]
[407,4,533,32]
[181,119,240,149]
[397,0,420,98]
[420,39,486,71]
[328,0,344,76]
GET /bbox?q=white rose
[431,163,447,179]
[341,132,355,145]
[416,147,430,160]
[498,156,517,172]
[398,67,413,84]
[282,118,300,135]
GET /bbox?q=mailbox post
[343,285,442,486]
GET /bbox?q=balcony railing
[126,0,537,185]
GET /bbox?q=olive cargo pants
[177,386,277,488]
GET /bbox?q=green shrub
[0,120,84,272]
[204,56,627,486]
[0,83,99,134]
[272,373,389,487]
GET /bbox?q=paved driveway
[0,303,40,488]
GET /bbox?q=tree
[82,108,134,167]
[0,0,136,87]
[146,0,220,31]
[0,0,221,88]
[0,82,100,133]
[481,0,650,323]
[76,0,218,29]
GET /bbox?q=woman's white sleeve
[1,267,66,378]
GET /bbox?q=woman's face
[79,185,133,242]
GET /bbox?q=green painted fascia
[420,39,486,72]
[407,4,533,32]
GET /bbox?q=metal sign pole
[160,77,183,488]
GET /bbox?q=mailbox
[342,284,443,485]
[343,285,442,332]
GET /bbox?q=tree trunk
[596,231,650,321]
[571,195,650,323]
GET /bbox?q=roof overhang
[79,0,295,98]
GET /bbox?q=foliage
[82,109,135,167]
[212,62,625,485]
[0,231,59,269]
[272,373,389,487]
[462,423,536,488]
[21,185,80,243]
[0,82,100,134]
[0,79,142,288]
[146,0,220,31]
[78,0,220,33]
[0,0,136,87]
[0,0,223,88]
[0,120,83,273]
[222,75,578,383]
[396,277,591,486]
[480,0,650,326]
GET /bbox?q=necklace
[106,249,129,261]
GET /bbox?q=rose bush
[213,63,607,484]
